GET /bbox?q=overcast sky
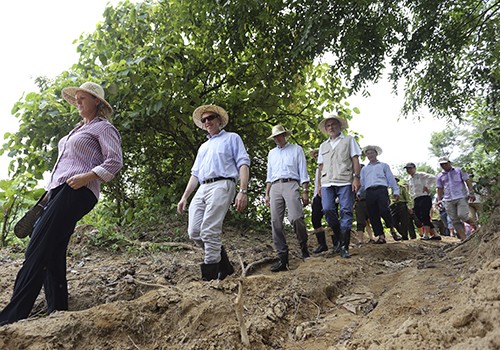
[0,0,447,179]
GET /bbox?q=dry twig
[243,257,275,277]
[234,255,250,347]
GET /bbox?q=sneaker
[430,236,442,240]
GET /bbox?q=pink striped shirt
[46,117,123,199]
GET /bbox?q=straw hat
[318,114,348,134]
[362,145,383,155]
[62,82,113,118]
[267,125,291,140]
[192,105,229,129]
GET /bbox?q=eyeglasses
[325,122,339,128]
[200,114,219,123]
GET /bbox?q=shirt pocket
[451,172,463,183]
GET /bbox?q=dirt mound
[0,217,498,350]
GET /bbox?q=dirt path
[0,222,498,350]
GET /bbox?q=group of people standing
[176,109,365,279]
[177,106,480,281]
[178,108,399,279]
[1,93,479,325]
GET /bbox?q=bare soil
[0,212,499,350]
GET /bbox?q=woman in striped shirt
[0,82,123,325]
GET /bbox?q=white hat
[363,145,383,155]
[62,82,113,118]
[192,105,229,129]
[318,114,348,134]
[439,156,451,164]
[268,125,291,140]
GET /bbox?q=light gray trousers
[188,180,236,264]
[270,181,308,257]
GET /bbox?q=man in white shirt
[177,105,250,281]
[404,162,441,240]
[265,125,310,272]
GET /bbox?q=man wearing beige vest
[317,114,362,258]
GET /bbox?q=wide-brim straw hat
[363,145,383,155]
[318,114,348,134]
[192,105,229,129]
[62,82,113,118]
[267,125,291,140]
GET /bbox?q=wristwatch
[353,174,361,179]
[239,189,248,194]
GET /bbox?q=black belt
[366,185,387,191]
[202,177,235,184]
[272,178,299,184]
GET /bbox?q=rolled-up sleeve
[92,125,123,182]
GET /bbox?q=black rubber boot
[313,231,328,253]
[201,263,219,281]
[217,246,235,280]
[330,235,341,255]
[340,230,351,258]
[271,253,288,272]
[300,242,310,259]
[340,246,351,258]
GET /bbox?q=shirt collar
[206,129,226,139]
[329,133,345,141]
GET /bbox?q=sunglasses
[200,114,219,123]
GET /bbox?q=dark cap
[404,162,416,168]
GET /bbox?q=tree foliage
[2,0,356,225]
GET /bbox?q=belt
[271,178,299,184]
[201,177,235,184]
[366,185,387,191]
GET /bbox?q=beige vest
[320,135,354,184]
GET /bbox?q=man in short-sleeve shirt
[436,157,475,241]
